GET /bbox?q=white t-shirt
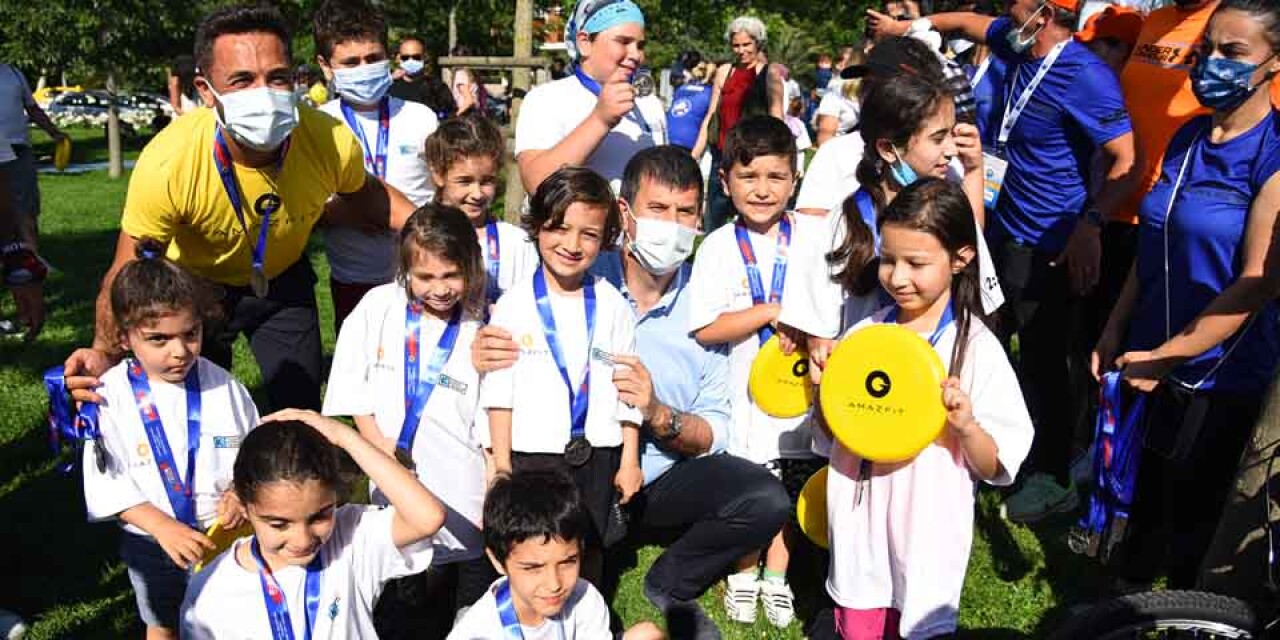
[82,358,259,537]
[795,133,865,214]
[447,578,610,640]
[478,220,541,305]
[778,207,881,341]
[825,308,1033,639]
[686,214,825,463]
[181,505,434,639]
[479,271,642,452]
[322,283,485,564]
[515,75,667,192]
[816,91,860,137]
[0,64,33,145]
[319,97,438,284]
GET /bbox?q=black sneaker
[644,581,722,640]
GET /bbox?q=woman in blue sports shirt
[1092,0,1280,589]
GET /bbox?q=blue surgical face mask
[888,144,920,187]
[333,60,393,106]
[1191,54,1274,111]
[400,58,424,76]
[1005,3,1046,54]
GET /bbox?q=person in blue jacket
[667,59,714,151]
[1092,0,1280,590]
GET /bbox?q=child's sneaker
[723,571,760,624]
[760,579,795,628]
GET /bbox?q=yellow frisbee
[195,520,253,572]
[53,137,71,171]
[819,323,946,463]
[796,465,830,548]
[748,335,814,418]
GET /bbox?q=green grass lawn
[0,128,1111,639]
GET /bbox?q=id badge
[982,152,1008,211]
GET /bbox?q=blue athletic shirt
[666,83,713,150]
[969,55,1009,150]
[1127,112,1280,394]
[986,17,1132,254]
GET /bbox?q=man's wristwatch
[658,406,683,442]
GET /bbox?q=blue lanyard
[125,360,202,528]
[853,188,879,251]
[485,221,502,306]
[250,538,324,640]
[885,303,955,347]
[340,98,390,179]
[573,66,652,136]
[533,269,597,441]
[212,127,288,279]
[399,304,463,454]
[43,366,102,473]
[734,214,792,344]
[494,578,565,640]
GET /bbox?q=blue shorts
[120,530,188,629]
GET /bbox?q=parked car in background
[46,91,172,132]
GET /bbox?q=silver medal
[251,268,269,298]
[632,70,655,98]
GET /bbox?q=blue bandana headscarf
[564,0,646,62]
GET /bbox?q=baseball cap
[1076,5,1144,47]
[841,37,935,80]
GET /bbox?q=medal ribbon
[485,220,502,306]
[43,366,102,473]
[398,304,463,455]
[533,269,597,442]
[340,97,390,179]
[125,360,202,528]
[494,578,525,640]
[212,126,289,285]
[734,213,792,344]
[250,538,324,640]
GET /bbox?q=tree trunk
[106,71,122,179]
[449,1,458,55]
[504,0,534,220]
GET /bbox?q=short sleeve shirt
[515,75,667,192]
[447,578,610,639]
[1128,114,1280,393]
[121,106,368,286]
[986,17,1133,254]
[0,64,33,145]
[667,83,713,150]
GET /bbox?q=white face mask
[207,84,298,152]
[626,212,698,275]
[333,60,393,106]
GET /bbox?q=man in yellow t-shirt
[62,5,417,411]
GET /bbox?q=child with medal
[479,166,644,588]
[79,241,260,639]
[686,116,821,627]
[323,203,494,630]
[180,413,446,639]
[426,116,540,316]
[814,179,1032,639]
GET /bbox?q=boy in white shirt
[687,116,823,628]
[314,0,439,330]
[449,470,663,640]
[480,166,644,589]
[80,242,259,639]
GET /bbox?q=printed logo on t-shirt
[517,333,551,359]
[328,596,340,621]
[136,441,151,460]
[671,98,693,118]
[398,144,418,156]
[590,348,617,366]
[1133,39,1199,71]
[435,373,469,394]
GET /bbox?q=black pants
[373,558,499,640]
[1116,388,1263,588]
[994,239,1089,484]
[704,147,735,233]
[202,258,324,412]
[513,447,622,588]
[630,453,790,602]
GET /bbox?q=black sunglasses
[399,54,424,61]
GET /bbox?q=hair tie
[140,246,161,261]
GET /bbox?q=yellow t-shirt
[121,106,366,286]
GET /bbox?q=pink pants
[834,606,903,640]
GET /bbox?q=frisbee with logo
[796,465,829,548]
[196,519,253,571]
[54,137,72,171]
[819,323,946,462]
[748,335,814,418]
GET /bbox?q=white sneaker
[722,572,760,624]
[0,609,26,640]
[760,579,795,628]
